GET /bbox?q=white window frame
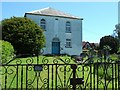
[40,19,46,30]
[65,39,72,48]
[66,21,71,33]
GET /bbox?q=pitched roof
[25,7,82,20]
[82,41,99,50]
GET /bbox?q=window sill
[66,32,72,33]
[65,46,72,48]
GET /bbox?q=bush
[0,40,15,64]
[2,17,45,55]
[99,35,119,54]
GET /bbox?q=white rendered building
[118,1,120,24]
[25,7,83,55]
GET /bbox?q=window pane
[66,39,71,48]
[41,25,45,30]
[66,21,71,33]
[66,27,71,33]
[66,22,70,26]
[40,19,46,30]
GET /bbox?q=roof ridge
[39,7,51,11]
[26,7,82,19]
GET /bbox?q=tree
[0,40,15,63]
[114,24,120,43]
[0,21,1,40]
[2,17,45,55]
[99,35,119,54]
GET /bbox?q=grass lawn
[0,55,119,89]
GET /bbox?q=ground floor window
[65,39,72,48]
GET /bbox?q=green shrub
[2,17,45,55]
[0,40,15,64]
[99,35,119,54]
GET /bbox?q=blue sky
[1,2,118,43]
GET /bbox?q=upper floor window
[40,19,46,30]
[66,21,71,33]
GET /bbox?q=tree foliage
[0,22,1,40]
[0,40,15,63]
[99,35,119,54]
[2,17,45,55]
[115,24,120,39]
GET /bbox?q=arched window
[66,21,71,33]
[40,19,46,30]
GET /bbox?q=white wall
[26,14,82,55]
[118,1,120,24]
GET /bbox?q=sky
[1,2,118,43]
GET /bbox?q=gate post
[71,64,77,90]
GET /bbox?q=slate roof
[25,7,82,20]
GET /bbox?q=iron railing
[0,50,120,90]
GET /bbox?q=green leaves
[100,35,119,54]
[2,17,45,55]
[0,40,15,64]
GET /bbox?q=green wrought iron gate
[0,51,120,90]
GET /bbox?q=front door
[52,42,60,55]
